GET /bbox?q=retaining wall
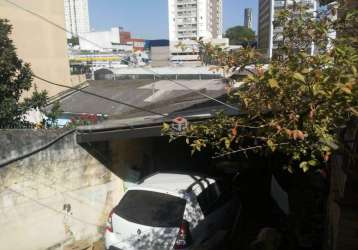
[0,130,123,250]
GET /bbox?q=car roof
[137,172,216,195]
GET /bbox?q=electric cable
[7,187,102,228]
[0,129,76,168]
[33,75,168,118]
[3,0,240,112]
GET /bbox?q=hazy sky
[89,0,258,39]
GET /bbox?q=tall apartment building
[168,0,223,42]
[244,8,253,30]
[64,0,90,38]
[258,0,319,58]
[168,0,227,64]
[0,0,72,98]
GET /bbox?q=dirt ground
[63,239,105,250]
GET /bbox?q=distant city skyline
[88,0,258,39]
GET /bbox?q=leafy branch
[164,4,358,173]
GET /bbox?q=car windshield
[115,190,186,228]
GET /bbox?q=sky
[88,0,258,40]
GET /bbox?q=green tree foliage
[225,25,256,45]
[67,36,79,46]
[164,4,358,173]
[45,101,63,128]
[0,19,48,128]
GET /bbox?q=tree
[0,19,48,128]
[225,26,256,45]
[164,3,358,174]
[45,101,63,128]
[67,36,79,47]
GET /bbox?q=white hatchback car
[105,172,235,250]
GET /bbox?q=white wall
[169,38,229,63]
[197,0,210,39]
[79,28,122,51]
[168,0,177,41]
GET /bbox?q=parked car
[105,172,236,250]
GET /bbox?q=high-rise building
[168,0,227,64]
[168,0,223,42]
[244,8,253,29]
[64,0,90,38]
[258,0,319,58]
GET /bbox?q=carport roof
[76,100,240,143]
[59,78,241,143]
[56,79,228,117]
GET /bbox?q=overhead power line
[7,167,110,215]
[159,79,239,111]
[7,187,102,228]
[0,129,76,168]
[3,0,105,50]
[33,75,168,117]
[4,0,240,112]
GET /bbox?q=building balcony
[177,19,197,25]
[177,28,198,33]
[177,2,197,6]
[177,0,197,4]
[177,6,197,10]
[178,33,197,38]
[177,13,197,18]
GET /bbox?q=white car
[105,172,235,250]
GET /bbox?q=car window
[115,190,186,228]
[196,183,221,216]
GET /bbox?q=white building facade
[258,0,319,58]
[169,0,223,41]
[168,0,226,64]
[64,0,90,38]
[79,27,123,52]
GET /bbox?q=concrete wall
[70,74,87,86]
[151,46,170,67]
[0,130,123,250]
[0,0,72,98]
